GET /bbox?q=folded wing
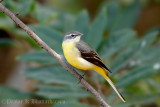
[76,40,112,73]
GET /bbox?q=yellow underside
[62,41,107,77]
[62,41,93,70]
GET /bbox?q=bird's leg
[78,70,91,83]
[77,70,87,83]
[78,75,83,83]
[82,72,86,77]
[81,69,92,77]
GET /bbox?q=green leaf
[110,46,134,75]
[2,0,20,12]
[110,29,158,75]
[62,14,76,32]
[25,36,41,49]
[85,8,107,49]
[30,25,62,52]
[100,1,120,30]
[131,47,160,67]
[3,0,35,17]
[109,0,141,32]
[23,66,78,86]
[34,4,75,31]
[0,38,15,47]
[19,0,35,16]
[17,50,57,64]
[35,85,90,99]
[0,16,15,30]
[139,30,159,48]
[110,94,158,107]
[116,64,160,88]
[73,10,89,39]
[101,29,136,60]
[0,85,31,101]
[53,100,91,107]
[50,13,75,32]
[35,4,58,24]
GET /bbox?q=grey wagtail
[62,31,125,102]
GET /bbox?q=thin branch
[0,3,110,107]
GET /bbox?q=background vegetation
[0,0,160,107]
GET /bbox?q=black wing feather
[76,40,112,73]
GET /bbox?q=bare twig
[0,3,110,107]
[14,12,19,16]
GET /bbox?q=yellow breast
[62,41,94,70]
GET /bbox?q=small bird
[62,31,125,102]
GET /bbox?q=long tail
[94,66,126,102]
[105,76,125,102]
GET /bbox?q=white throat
[65,36,80,44]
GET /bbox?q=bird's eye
[71,34,76,38]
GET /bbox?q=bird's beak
[80,33,83,36]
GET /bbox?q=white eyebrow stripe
[66,34,72,37]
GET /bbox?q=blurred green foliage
[0,0,160,107]
[0,38,15,47]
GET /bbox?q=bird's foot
[82,72,86,77]
[78,75,83,83]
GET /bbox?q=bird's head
[63,31,83,43]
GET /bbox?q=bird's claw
[78,75,83,83]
